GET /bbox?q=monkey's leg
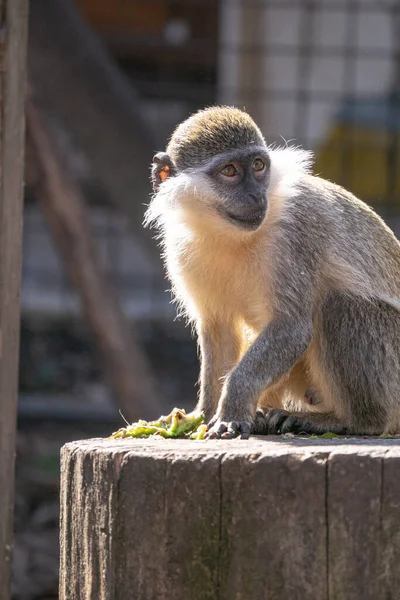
[258,359,311,410]
[196,322,241,423]
[206,317,313,439]
[316,293,400,435]
[252,361,313,433]
[265,294,400,436]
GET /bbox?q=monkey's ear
[151,152,177,191]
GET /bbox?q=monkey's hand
[151,152,177,192]
[205,407,268,439]
[204,373,255,439]
[205,401,253,440]
[205,416,252,440]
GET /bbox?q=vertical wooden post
[0,0,28,597]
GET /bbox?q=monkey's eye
[220,164,237,177]
[253,158,265,172]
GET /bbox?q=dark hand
[205,414,252,440]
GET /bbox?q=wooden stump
[60,437,400,600]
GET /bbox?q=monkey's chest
[174,249,271,329]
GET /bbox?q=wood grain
[60,437,400,600]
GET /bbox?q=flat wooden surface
[60,436,400,600]
[65,434,400,454]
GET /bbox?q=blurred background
[14,0,400,597]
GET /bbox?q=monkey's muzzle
[225,206,266,231]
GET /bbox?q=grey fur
[147,106,400,438]
[218,175,400,437]
[166,106,266,171]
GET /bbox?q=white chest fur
[164,222,272,333]
[145,145,314,333]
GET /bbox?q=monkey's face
[149,107,272,234]
[204,147,270,231]
[150,146,271,233]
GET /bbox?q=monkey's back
[295,174,400,306]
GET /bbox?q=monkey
[145,105,400,439]
[151,152,177,189]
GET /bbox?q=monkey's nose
[248,193,265,207]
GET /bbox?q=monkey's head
[150,106,271,232]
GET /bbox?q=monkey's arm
[196,322,241,423]
[207,315,313,439]
[207,219,318,439]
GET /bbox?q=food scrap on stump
[109,407,207,440]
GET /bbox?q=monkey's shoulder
[284,173,400,244]
[295,173,382,216]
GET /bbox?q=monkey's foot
[205,417,252,440]
[263,409,348,435]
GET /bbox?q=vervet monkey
[146,106,400,439]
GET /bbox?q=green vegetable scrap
[319,431,340,439]
[110,407,205,440]
[310,431,340,440]
[189,424,208,440]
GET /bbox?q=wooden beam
[0,1,28,599]
[25,93,163,422]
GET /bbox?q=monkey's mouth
[225,209,266,230]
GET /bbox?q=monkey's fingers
[279,415,312,434]
[239,422,251,440]
[252,408,268,434]
[264,408,319,435]
[221,421,252,439]
[221,421,240,439]
[206,421,228,439]
[264,408,291,434]
[206,420,251,439]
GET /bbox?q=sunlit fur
[145,146,312,323]
[145,106,400,436]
